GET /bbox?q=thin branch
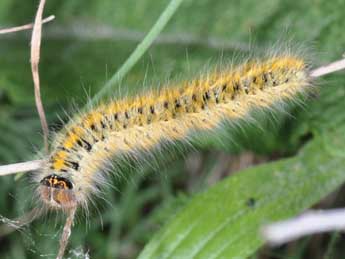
[2,22,250,52]
[0,160,43,176]
[0,15,55,34]
[310,58,345,77]
[262,209,345,245]
[0,207,43,238]
[56,207,77,259]
[31,0,49,153]
[37,22,250,52]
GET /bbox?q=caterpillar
[34,53,311,211]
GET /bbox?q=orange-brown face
[39,174,77,209]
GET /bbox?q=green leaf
[138,127,345,259]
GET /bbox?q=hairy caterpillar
[34,53,311,211]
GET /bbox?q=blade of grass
[88,0,185,107]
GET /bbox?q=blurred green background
[1,0,345,258]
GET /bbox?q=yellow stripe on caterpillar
[36,55,310,209]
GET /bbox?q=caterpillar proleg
[34,54,311,210]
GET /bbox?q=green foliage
[1,0,345,258]
[139,121,345,259]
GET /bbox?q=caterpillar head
[39,174,77,210]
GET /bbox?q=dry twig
[310,58,345,77]
[263,209,345,245]
[0,15,55,34]
[56,207,77,259]
[0,160,43,176]
[0,207,43,238]
[31,0,50,153]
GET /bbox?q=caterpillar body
[35,54,311,210]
